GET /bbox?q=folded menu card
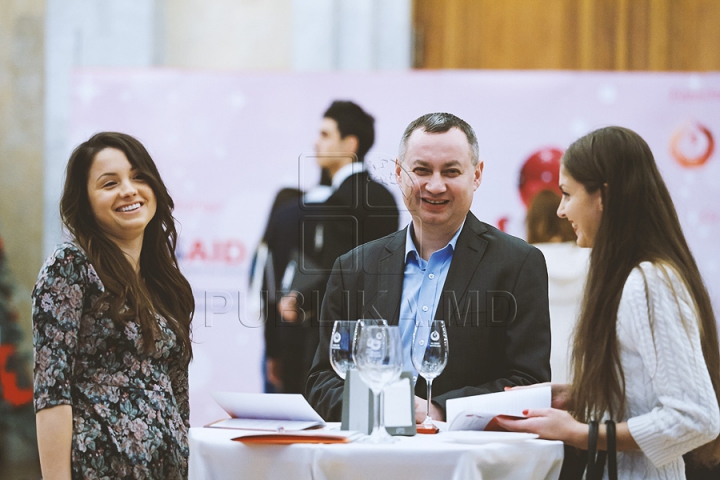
[445,386,551,431]
[232,430,364,445]
[207,392,325,432]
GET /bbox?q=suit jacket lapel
[436,213,489,323]
[375,228,406,326]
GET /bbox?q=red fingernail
[522,410,528,415]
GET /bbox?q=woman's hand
[278,291,300,323]
[505,382,573,410]
[494,408,587,449]
[265,358,284,391]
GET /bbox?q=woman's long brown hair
[60,132,194,364]
[565,126,720,467]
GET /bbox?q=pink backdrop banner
[70,69,720,427]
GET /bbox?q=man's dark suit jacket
[305,212,551,421]
[263,168,399,393]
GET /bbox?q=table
[189,427,564,480]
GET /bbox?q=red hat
[518,147,564,208]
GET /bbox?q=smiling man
[306,112,552,423]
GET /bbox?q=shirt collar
[332,161,365,190]
[302,185,333,203]
[404,218,466,262]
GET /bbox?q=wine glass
[411,320,448,428]
[352,319,390,432]
[329,320,357,379]
[354,325,403,443]
[351,318,388,366]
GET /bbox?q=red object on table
[416,424,440,434]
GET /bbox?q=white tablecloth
[189,427,564,480]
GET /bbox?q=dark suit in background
[264,168,399,393]
[252,188,303,393]
[305,212,551,421]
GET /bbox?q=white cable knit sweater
[614,262,720,479]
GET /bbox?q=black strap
[606,420,617,480]
[586,420,607,480]
[587,420,599,468]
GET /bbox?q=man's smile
[422,198,449,205]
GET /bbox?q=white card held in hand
[446,386,551,431]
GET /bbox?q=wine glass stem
[378,390,385,432]
[372,390,381,435]
[425,379,433,423]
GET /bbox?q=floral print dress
[32,243,189,479]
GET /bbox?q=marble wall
[0,0,45,367]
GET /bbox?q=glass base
[361,425,397,444]
[415,415,440,434]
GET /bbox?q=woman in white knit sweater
[498,126,720,479]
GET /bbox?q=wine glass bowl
[354,325,403,443]
[411,320,449,427]
[351,318,389,367]
[329,320,358,380]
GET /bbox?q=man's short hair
[398,112,480,166]
[323,101,375,162]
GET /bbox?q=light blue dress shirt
[398,221,464,377]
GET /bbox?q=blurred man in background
[262,101,399,393]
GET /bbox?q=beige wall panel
[163,0,293,69]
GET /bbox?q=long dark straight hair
[60,132,194,363]
[565,126,720,467]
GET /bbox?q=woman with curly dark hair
[33,132,194,479]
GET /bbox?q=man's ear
[342,134,359,156]
[473,161,484,190]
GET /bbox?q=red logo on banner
[518,147,564,208]
[180,239,247,266]
[670,122,715,168]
